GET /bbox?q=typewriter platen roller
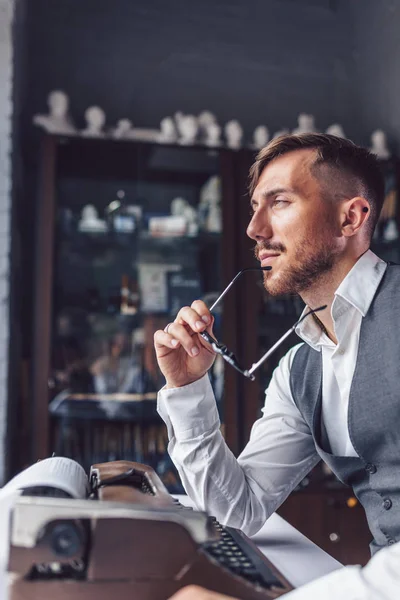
[8,461,293,600]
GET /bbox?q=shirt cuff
[157,374,219,440]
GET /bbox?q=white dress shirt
[283,539,400,600]
[157,250,387,537]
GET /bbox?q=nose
[246,206,272,242]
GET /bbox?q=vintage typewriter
[7,460,293,600]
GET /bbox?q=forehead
[254,148,320,196]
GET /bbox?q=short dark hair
[248,133,385,238]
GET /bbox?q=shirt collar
[295,250,387,350]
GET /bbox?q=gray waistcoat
[290,263,400,555]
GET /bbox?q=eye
[272,198,289,207]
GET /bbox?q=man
[154,133,400,556]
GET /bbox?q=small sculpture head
[48,90,69,118]
[297,113,315,133]
[81,204,98,222]
[225,120,243,147]
[85,106,106,131]
[253,125,270,149]
[116,119,132,133]
[171,197,187,215]
[160,117,176,137]
[326,124,346,138]
[205,122,221,144]
[371,129,387,149]
[198,111,217,129]
[178,115,198,140]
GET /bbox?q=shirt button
[383,498,393,510]
[365,463,377,474]
[338,348,345,355]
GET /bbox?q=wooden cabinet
[277,487,372,566]
[30,134,250,482]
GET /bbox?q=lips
[259,252,280,265]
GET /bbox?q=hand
[168,585,239,600]
[154,300,216,388]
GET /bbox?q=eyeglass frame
[200,267,326,380]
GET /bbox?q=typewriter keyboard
[172,500,284,590]
[204,517,284,590]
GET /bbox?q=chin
[263,274,288,297]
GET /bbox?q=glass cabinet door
[48,140,227,489]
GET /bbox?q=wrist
[164,374,205,390]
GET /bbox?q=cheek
[272,212,308,244]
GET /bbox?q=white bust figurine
[204,122,221,147]
[158,117,177,143]
[33,90,76,135]
[206,194,222,233]
[198,111,217,130]
[370,129,391,159]
[82,106,106,137]
[272,128,289,139]
[224,120,243,149]
[170,197,187,216]
[326,124,346,138]
[252,125,270,149]
[177,114,198,145]
[112,118,133,139]
[170,197,198,236]
[197,111,217,141]
[292,113,317,135]
[78,205,107,232]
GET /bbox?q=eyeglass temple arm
[200,268,271,376]
[209,267,271,312]
[200,267,271,361]
[243,305,327,378]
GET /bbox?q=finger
[162,322,201,357]
[175,305,210,335]
[191,300,214,328]
[154,329,180,351]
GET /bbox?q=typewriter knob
[49,522,84,558]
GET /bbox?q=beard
[255,234,338,297]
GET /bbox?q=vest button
[383,498,393,510]
[388,539,396,545]
[365,463,377,474]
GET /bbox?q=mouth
[259,253,280,266]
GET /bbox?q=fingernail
[171,339,179,347]
[195,320,204,330]
[191,346,199,357]
[202,315,210,324]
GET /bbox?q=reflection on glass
[49,143,224,491]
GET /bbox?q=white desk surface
[176,494,342,589]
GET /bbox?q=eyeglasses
[200,267,326,380]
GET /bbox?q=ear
[340,197,370,237]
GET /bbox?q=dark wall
[349,0,400,151]
[24,0,357,140]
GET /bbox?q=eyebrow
[250,187,295,206]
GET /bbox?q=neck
[299,250,367,344]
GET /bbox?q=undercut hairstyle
[248,133,385,239]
